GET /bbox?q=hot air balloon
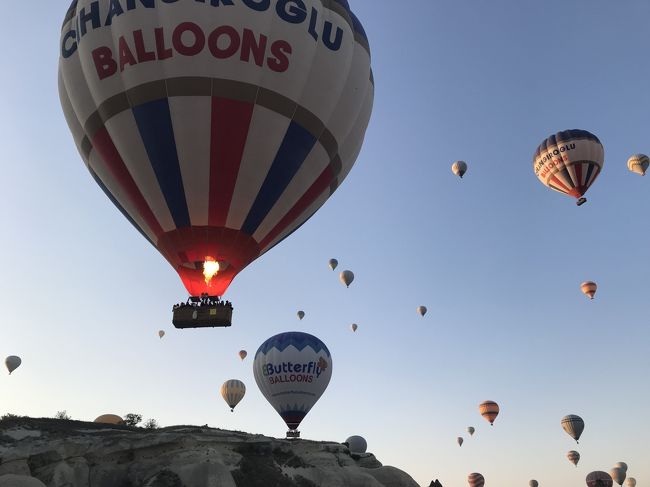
[329,259,339,271]
[340,270,354,288]
[94,414,124,425]
[220,379,246,412]
[59,0,374,329]
[586,471,613,487]
[452,161,468,178]
[581,281,597,299]
[627,154,649,176]
[238,350,248,361]
[614,463,628,473]
[345,435,367,453]
[533,129,604,206]
[561,415,585,443]
[253,332,332,438]
[297,310,305,320]
[468,473,485,487]
[610,468,626,487]
[158,330,165,339]
[417,306,427,317]
[457,437,464,447]
[530,481,539,487]
[479,400,499,425]
[5,356,21,375]
[625,478,636,487]
[350,323,358,332]
[567,450,581,467]
[467,426,475,436]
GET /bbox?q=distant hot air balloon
[59,0,374,321]
[533,129,604,206]
[467,426,475,436]
[561,415,585,443]
[627,154,649,176]
[567,450,581,467]
[329,259,339,271]
[610,468,626,487]
[253,332,332,437]
[581,281,597,299]
[625,478,636,487]
[586,471,613,487]
[614,463,628,473]
[530,481,539,487]
[297,311,305,320]
[479,400,499,425]
[94,414,124,425]
[468,473,485,487]
[158,330,165,339]
[220,379,246,412]
[345,435,367,453]
[417,306,427,317]
[457,437,464,447]
[340,270,355,288]
[452,161,468,179]
[5,356,21,375]
[350,323,358,333]
[238,350,248,361]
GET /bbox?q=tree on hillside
[124,413,143,427]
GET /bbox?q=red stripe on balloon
[573,162,585,196]
[208,97,255,227]
[258,165,334,250]
[91,128,164,239]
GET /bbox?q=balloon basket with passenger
[286,430,301,439]
[172,294,233,329]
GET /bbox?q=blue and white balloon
[253,332,332,434]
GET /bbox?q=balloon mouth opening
[203,257,221,285]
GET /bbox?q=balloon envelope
[530,481,539,487]
[614,463,628,473]
[479,400,499,425]
[417,306,427,316]
[467,426,475,436]
[586,471,613,487]
[345,435,367,453]
[94,414,124,425]
[340,270,354,288]
[220,379,246,412]
[468,473,485,487]
[625,478,636,487]
[59,0,374,297]
[350,323,358,332]
[297,311,305,320]
[457,437,463,447]
[452,160,468,178]
[238,350,248,361]
[158,330,165,338]
[5,356,21,375]
[329,259,339,271]
[533,129,604,203]
[581,281,597,299]
[610,468,626,486]
[627,154,649,176]
[561,414,585,443]
[567,450,580,466]
[253,332,332,432]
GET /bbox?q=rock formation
[0,418,420,487]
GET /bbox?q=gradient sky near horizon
[1,1,650,486]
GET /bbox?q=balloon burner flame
[203,258,220,285]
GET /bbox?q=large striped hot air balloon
[561,414,585,443]
[220,379,246,412]
[58,0,374,320]
[533,129,604,206]
[253,331,332,437]
[479,400,499,425]
[468,473,485,487]
[586,471,613,487]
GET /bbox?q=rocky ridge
[0,418,420,487]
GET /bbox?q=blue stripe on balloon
[88,167,155,247]
[241,122,316,236]
[255,332,331,359]
[131,99,191,229]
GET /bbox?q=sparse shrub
[124,413,143,427]
[54,410,71,420]
[1,413,19,420]
[143,418,159,429]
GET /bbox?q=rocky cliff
[0,418,420,487]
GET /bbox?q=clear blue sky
[1,1,649,486]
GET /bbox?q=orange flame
[203,257,220,286]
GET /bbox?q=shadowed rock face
[0,418,419,487]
